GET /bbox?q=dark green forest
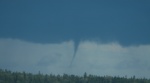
[0,69,150,83]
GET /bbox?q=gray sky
[0,0,150,78]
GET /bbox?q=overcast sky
[0,0,150,78]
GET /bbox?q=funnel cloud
[70,41,80,67]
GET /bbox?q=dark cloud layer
[0,0,150,46]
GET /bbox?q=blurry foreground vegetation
[0,69,150,83]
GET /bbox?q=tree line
[0,69,149,83]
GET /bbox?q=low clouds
[73,41,150,78]
[0,38,150,78]
[0,38,74,74]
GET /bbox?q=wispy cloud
[0,38,150,78]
